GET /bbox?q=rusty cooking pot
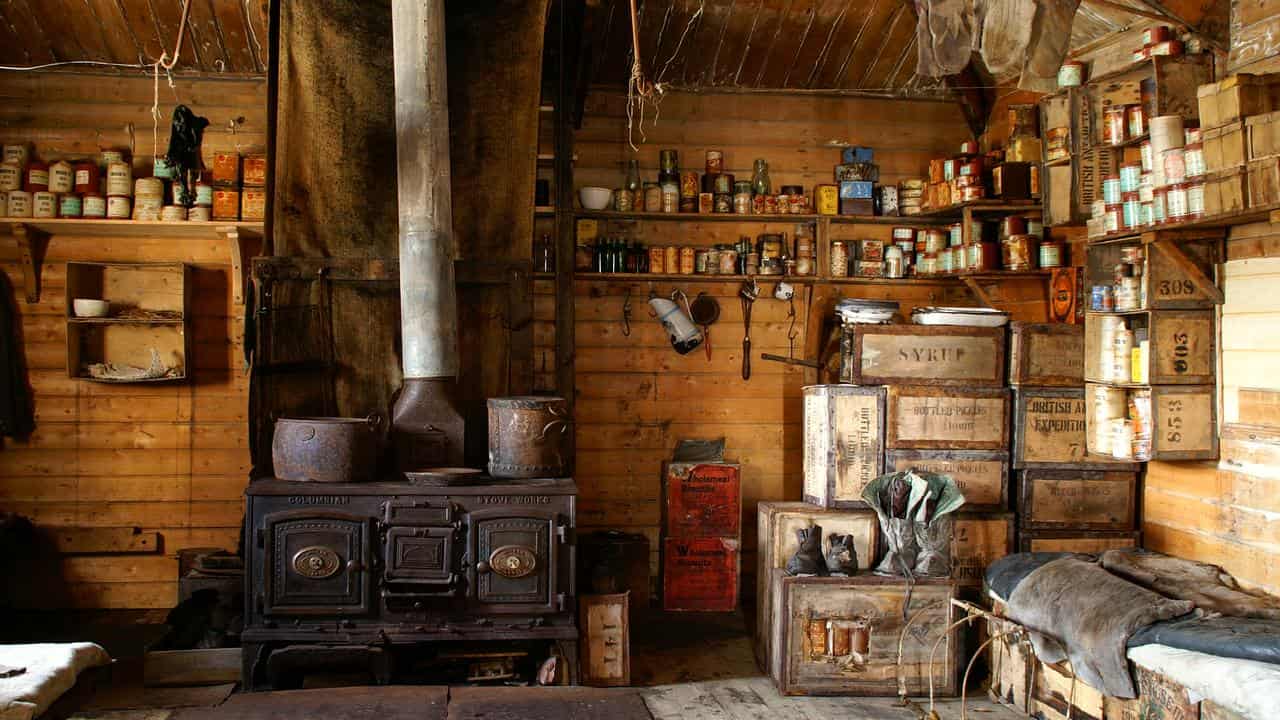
[272,415,381,483]
[487,396,570,479]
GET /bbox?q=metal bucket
[272,415,381,483]
[487,396,570,479]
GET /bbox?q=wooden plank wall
[1143,222,1280,596]
[1230,0,1280,74]
[569,90,1047,589]
[0,72,265,608]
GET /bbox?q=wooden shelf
[1090,133,1149,153]
[1045,156,1072,167]
[964,269,1054,280]
[68,316,184,325]
[1088,203,1280,245]
[915,201,1042,219]
[1085,379,1150,389]
[1086,309,1151,317]
[576,210,820,223]
[828,215,948,226]
[534,206,556,217]
[0,219,264,305]
[575,272,813,283]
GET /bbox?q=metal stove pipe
[390,0,465,468]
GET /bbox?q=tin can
[1120,164,1142,192]
[815,184,838,215]
[135,177,164,199]
[82,193,106,218]
[789,194,807,214]
[699,192,714,214]
[679,246,695,275]
[0,193,6,217]
[922,228,947,253]
[1140,141,1154,172]
[106,162,132,196]
[1184,127,1202,145]
[1116,276,1142,311]
[194,182,213,206]
[1163,148,1186,184]
[948,223,963,246]
[212,188,240,220]
[681,171,700,199]
[665,246,679,273]
[100,150,126,168]
[25,162,49,192]
[713,193,733,213]
[57,194,82,218]
[1141,202,1154,226]
[31,191,55,218]
[679,197,696,213]
[943,158,956,181]
[1105,107,1127,145]
[153,156,176,180]
[47,160,73,193]
[106,195,131,219]
[733,186,752,215]
[2,143,29,166]
[999,215,1026,239]
[133,201,161,221]
[616,187,633,212]
[189,206,212,222]
[1166,183,1189,220]
[241,187,267,221]
[938,246,953,274]
[961,184,983,202]
[1090,285,1107,312]
[1186,181,1204,218]
[161,205,187,222]
[6,190,32,218]
[1104,204,1122,234]
[763,194,779,214]
[643,183,662,212]
[242,153,267,186]
[1153,187,1167,224]
[719,248,738,275]
[1039,240,1063,268]
[695,248,710,274]
[1184,142,1204,178]
[645,246,664,273]
[661,182,679,213]
[73,161,100,194]
[1058,60,1084,87]
[1139,178,1154,203]
[705,150,723,175]
[1126,104,1146,138]
[0,162,20,192]
[1102,175,1121,205]
[830,241,848,277]
[1122,191,1141,228]
[1027,218,1044,238]
[211,152,240,186]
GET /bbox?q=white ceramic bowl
[579,186,613,210]
[73,299,110,318]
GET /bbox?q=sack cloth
[1101,548,1280,620]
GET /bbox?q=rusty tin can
[487,396,571,479]
[272,416,381,483]
[242,153,268,186]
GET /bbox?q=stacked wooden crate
[1196,74,1280,212]
[660,461,741,612]
[1008,323,1142,553]
[845,324,1016,593]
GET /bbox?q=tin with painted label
[705,150,723,175]
[153,156,175,180]
[2,144,29,166]
[679,246,695,275]
[1186,181,1204,218]
[0,162,20,192]
[1122,192,1141,228]
[32,191,56,218]
[242,154,268,186]
[1153,187,1167,224]
[1140,141,1154,172]
[194,182,214,206]
[106,162,132,196]
[106,195,131,219]
[1162,148,1186,184]
[100,150,126,167]
[1166,183,1189,220]
[1102,175,1121,205]
[58,194,82,218]
[1126,105,1146,138]
[212,189,240,220]
[48,161,73,193]
[1104,107,1127,145]
[82,194,106,218]
[1103,204,1122,234]
[188,206,211,222]
[1184,143,1204,178]
[1120,164,1141,192]
[7,190,32,218]
[135,177,164,200]
[160,205,187,222]
[817,185,840,215]
[211,153,240,186]
[1038,240,1063,268]
[241,188,267,221]
[73,162,100,194]
[1058,61,1084,87]
[25,162,49,192]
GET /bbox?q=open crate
[64,262,191,383]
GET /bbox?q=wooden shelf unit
[1,219,264,305]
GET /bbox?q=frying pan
[689,293,721,360]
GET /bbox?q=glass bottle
[537,233,555,273]
[625,159,641,196]
[751,159,771,196]
[593,237,604,273]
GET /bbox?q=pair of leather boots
[784,524,858,577]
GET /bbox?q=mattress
[0,642,110,720]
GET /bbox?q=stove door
[263,509,372,616]
[468,508,561,614]
[384,526,458,589]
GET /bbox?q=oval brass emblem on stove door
[292,546,342,579]
[489,545,538,578]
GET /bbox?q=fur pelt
[1006,557,1194,698]
[1100,549,1280,620]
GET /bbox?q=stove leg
[240,642,269,692]
[556,639,580,685]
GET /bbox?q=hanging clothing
[0,273,34,439]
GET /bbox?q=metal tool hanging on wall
[739,279,758,380]
[649,289,703,355]
[760,282,822,369]
[689,293,720,361]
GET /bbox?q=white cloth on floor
[0,642,110,720]
[1129,644,1280,720]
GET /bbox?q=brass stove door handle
[476,560,491,574]
[347,560,366,573]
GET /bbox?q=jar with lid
[751,159,771,196]
[830,241,849,277]
[884,244,904,279]
[643,182,662,213]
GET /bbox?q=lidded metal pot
[487,396,571,479]
[272,415,381,483]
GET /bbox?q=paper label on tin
[75,170,91,186]
[0,165,19,192]
[32,193,56,218]
[49,166,73,193]
[27,169,48,186]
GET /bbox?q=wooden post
[555,0,587,470]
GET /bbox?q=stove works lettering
[288,495,350,505]
[478,496,551,504]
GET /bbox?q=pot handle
[537,419,572,441]
[365,412,385,433]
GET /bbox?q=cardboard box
[663,462,741,538]
[662,537,739,612]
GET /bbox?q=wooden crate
[1018,469,1138,531]
[1013,388,1095,468]
[884,449,1009,511]
[952,511,1015,588]
[662,537,739,612]
[663,462,741,538]
[768,570,958,697]
[1148,384,1219,461]
[754,502,879,671]
[1197,73,1280,128]
[579,592,629,687]
[841,324,1006,387]
[1247,110,1280,160]
[885,386,1010,451]
[1018,529,1140,553]
[1008,323,1084,386]
[1203,167,1247,218]
[1247,155,1280,207]
[1084,238,1219,310]
[802,385,886,509]
[64,262,191,383]
[1203,121,1247,173]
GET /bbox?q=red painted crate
[663,462,742,538]
[662,536,740,612]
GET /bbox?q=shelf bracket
[12,223,49,304]
[1151,239,1224,305]
[961,276,997,309]
[219,225,262,306]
